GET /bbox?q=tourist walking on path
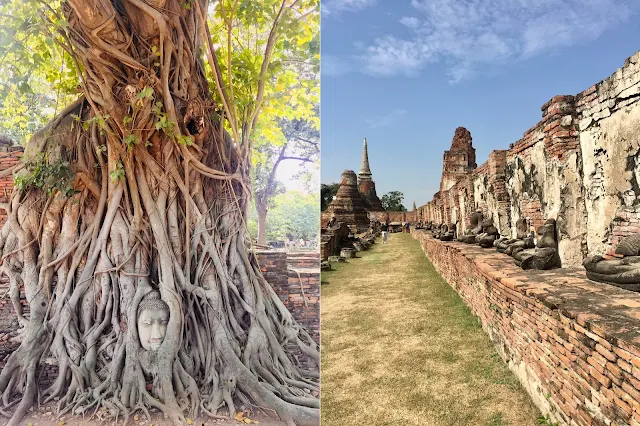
[404,221,410,233]
[381,221,388,243]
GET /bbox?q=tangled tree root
[0,0,319,425]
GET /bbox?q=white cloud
[399,16,421,30]
[323,0,376,16]
[364,109,407,129]
[322,55,353,77]
[354,0,638,82]
[363,36,434,77]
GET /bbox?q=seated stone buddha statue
[583,233,640,291]
[440,223,456,241]
[137,290,170,351]
[513,219,561,270]
[431,223,442,238]
[476,218,500,248]
[495,218,535,254]
[458,211,484,244]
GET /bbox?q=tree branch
[245,0,295,147]
[196,1,239,142]
[281,155,314,163]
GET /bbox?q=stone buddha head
[623,189,636,208]
[137,290,170,351]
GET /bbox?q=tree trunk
[257,205,268,246]
[0,1,319,425]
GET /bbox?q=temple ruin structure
[418,50,640,270]
[412,50,640,426]
[357,138,384,211]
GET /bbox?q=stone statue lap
[513,219,560,270]
[583,233,640,291]
[458,211,483,244]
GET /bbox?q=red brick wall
[368,210,416,224]
[254,250,319,370]
[0,148,23,370]
[609,211,640,258]
[414,230,640,426]
[0,149,22,226]
[253,250,320,344]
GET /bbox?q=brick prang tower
[440,127,477,192]
[357,138,384,211]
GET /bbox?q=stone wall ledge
[415,231,640,354]
[413,229,640,426]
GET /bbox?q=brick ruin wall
[0,148,23,334]
[413,50,640,426]
[418,50,640,268]
[367,210,416,224]
[253,251,320,371]
[414,231,640,426]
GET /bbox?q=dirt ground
[7,401,287,426]
[321,232,542,426]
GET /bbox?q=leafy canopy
[0,0,79,143]
[321,182,340,211]
[247,190,319,242]
[381,191,408,212]
[0,0,320,153]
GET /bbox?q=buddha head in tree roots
[137,290,170,351]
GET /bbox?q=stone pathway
[321,232,541,426]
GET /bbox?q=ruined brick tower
[440,127,477,192]
[325,170,370,231]
[357,138,384,211]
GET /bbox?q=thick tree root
[0,0,320,424]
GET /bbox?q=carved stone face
[623,189,636,208]
[138,307,169,351]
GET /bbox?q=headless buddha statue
[583,233,640,292]
[458,211,483,244]
[440,223,456,241]
[495,218,535,254]
[476,218,500,248]
[513,219,561,270]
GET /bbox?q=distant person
[381,222,388,244]
[404,221,410,233]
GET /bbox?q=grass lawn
[321,232,541,426]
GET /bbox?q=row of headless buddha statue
[427,211,561,270]
[425,211,640,289]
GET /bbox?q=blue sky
[321,0,640,209]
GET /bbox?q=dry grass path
[321,232,541,426]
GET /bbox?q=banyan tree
[0,0,319,425]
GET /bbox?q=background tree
[0,1,319,426]
[0,2,79,143]
[266,191,319,242]
[320,182,339,211]
[253,117,319,245]
[382,191,408,212]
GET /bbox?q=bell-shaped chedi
[326,170,370,230]
[440,127,477,192]
[357,138,384,211]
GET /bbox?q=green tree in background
[382,191,408,211]
[247,190,318,244]
[267,190,319,241]
[253,116,319,245]
[321,182,340,211]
